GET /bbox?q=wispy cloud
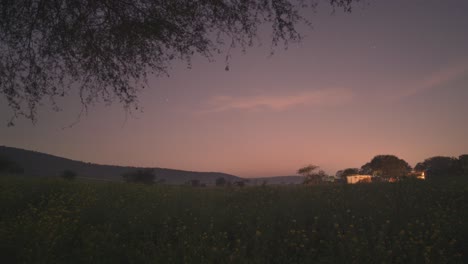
[392,61,468,100]
[199,88,354,114]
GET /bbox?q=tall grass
[0,176,466,263]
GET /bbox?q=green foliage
[0,177,466,263]
[122,169,155,184]
[60,170,77,180]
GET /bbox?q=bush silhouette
[60,170,77,180]
[215,177,226,186]
[122,169,155,184]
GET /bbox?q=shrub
[122,168,155,184]
[215,177,226,186]
[60,170,77,180]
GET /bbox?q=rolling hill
[0,146,242,185]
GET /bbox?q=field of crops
[0,176,467,263]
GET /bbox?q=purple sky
[1,0,468,177]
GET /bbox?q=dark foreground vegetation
[0,176,467,263]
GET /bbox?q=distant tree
[0,0,361,124]
[298,165,326,185]
[414,162,426,173]
[361,155,411,180]
[359,162,373,175]
[60,169,77,180]
[335,170,343,179]
[416,156,462,179]
[123,168,155,184]
[336,168,360,181]
[0,156,24,174]
[215,177,226,186]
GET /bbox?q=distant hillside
[0,146,242,185]
[248,176,305,185]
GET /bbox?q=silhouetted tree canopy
[298,164,326,184]
[414,162,425,173]
[361,155,411,179]
[0,0,360,124]
[415,156,463,179]
[459,155,468,176]
[335,167,359,180]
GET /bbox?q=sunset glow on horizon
[1,0,467,177]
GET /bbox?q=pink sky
[1,0,467,177]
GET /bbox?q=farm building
[346,175,372,184]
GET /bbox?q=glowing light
[418,171,426,180]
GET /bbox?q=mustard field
[0,176,466,263]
